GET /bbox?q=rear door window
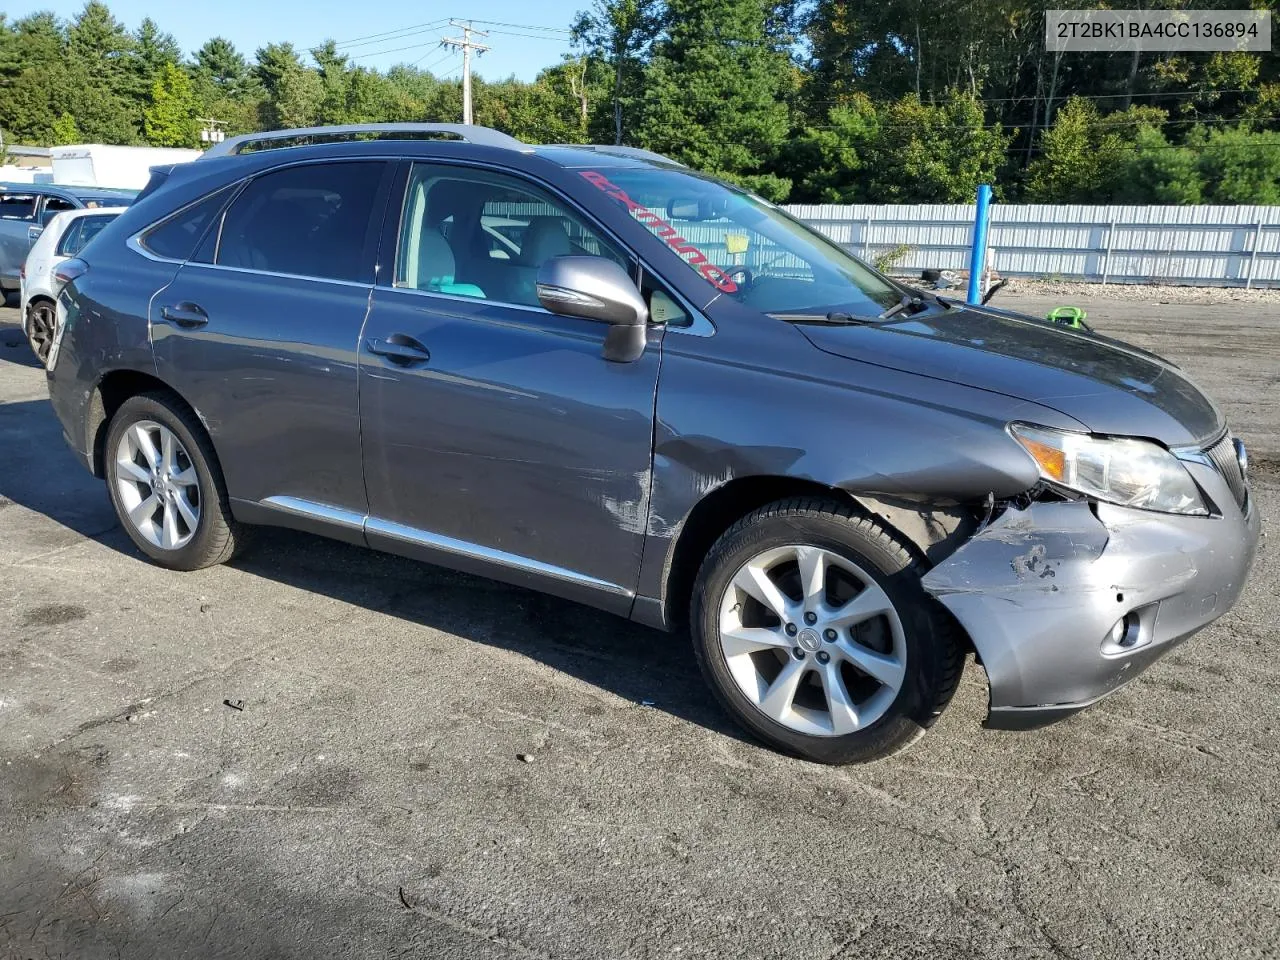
[0,192,37,220]
[216,161,387,283]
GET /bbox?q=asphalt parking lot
[1,292,1277,960]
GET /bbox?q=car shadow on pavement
[0,397,751,747]
[231,529,746,742]
[0,323,42,370]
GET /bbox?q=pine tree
[635,0,794,199]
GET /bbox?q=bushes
[1027,98,1280,206]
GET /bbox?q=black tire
[25,298,57,366]
[690,497,963,764]
[104,391,247,571]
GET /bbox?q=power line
[335,21,450,52]
[327,19,449,48]
[412,48,460,73]
[482,28,573,42]
[469,19,571,34]
[347,40,443,62]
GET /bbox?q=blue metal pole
[966,183,993,305]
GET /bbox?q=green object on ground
[1047,305,1089,329]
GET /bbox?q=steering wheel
[723,266,754,291]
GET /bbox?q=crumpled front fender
[922,497,1258,726]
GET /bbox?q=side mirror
[536,256,650,363]
[27,225,43,245]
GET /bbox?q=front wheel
[690,498,963,764]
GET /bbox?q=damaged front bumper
[922,461,1261,729]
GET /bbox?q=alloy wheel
[26,301,56,365]
[717,544,907,737]
[113,420,201,550]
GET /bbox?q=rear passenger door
[150,160,393,522]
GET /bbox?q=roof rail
[202,123,530,159]
[550,144,686,168]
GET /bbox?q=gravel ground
[0,294,1277,960]
[1003,277,1280,306]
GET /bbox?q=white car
[20,207,126,364]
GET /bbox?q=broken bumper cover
[922,462,1260,729]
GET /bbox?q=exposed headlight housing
[1010,424,1208,516]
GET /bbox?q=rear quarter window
[58,215,118,257]
[139,186,236,261]
[55,219,84,256]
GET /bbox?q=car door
[151,160,394,528]
[21,215,67,302]
[358,161,662,611]
[0,189,39,288]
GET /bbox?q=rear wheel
[691,497,963,764]
[25,299,56,366]
[104,392,246,570]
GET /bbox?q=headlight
[1010,423,1208,516]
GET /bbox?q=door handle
[160,302,209,328]
[366,336,430,365]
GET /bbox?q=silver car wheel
[26,301,56,366]
[113,420,201,551]
[717,544,907,737]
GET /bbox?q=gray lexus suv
[43,124,1259,763]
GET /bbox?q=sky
[5,0,580,81]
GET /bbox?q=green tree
[0,12,66,78]
[143,61,198,146]
[865,93,1009,203]
[1025,98,1142,203]
[311,40,352,125]
[66,1,133,88]
[636,0,793,199]
[1115,126,1204,204]
[195,36,251,95]
[50,111,81,145]
[775,96,880,202]
[254,42,321,128]
[1199,126,1280,205]
[127,17,181,99]
[572,0,660,144]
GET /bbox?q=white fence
[785,203,1280,289]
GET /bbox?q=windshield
[578,167,903,316]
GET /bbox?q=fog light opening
[1102,612,1143,654]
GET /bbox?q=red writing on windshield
[579,170,738,295]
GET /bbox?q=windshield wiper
[767,311,876,326]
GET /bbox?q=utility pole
[440,20,490,125]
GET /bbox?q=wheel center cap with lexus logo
[797,628,823,653]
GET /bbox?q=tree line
[1,0,1277,204]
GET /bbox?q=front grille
[1205,433,1247,509]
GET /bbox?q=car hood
[792,304,1223,448]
